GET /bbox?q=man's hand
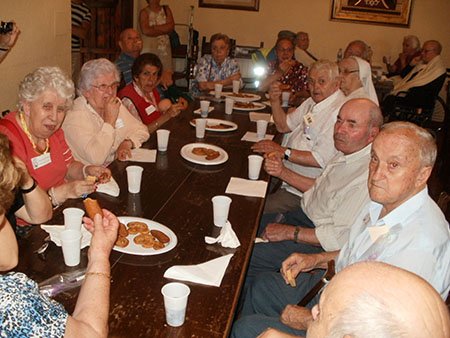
[264,154,285,178]
[280,305,312,331]
[281,252,320,284]
[252,140,285,155]
[269,82,282,103]
[263,223,295,242]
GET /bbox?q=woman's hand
[83,209,119,260]
[103,97,121,126]
[85,166,111,183]
[56,180,96,202]
[116,140,132,161]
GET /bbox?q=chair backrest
[201,36,236,58]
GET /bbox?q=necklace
[18,112,50,154]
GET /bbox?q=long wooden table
[16,97,277,337]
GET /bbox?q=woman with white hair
[62,58,150,166]
[383,35,421,77]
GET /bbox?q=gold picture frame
[330,0,413,27]
[199,0,260,12]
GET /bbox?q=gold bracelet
[85,272,111,279]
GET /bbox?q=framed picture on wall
[330,0,413,27]
[199,0,260,12]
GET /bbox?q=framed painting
[199,0,260,12]
[330,0,413,27]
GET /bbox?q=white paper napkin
[193,107,214,115]
[255,237,269,243]
[130,148,157,163]
[249,112,273,123]
[204,221,240,248]
[163,254,234,287]
[241,131,274,143]
[225,177,268,198]
[40,224,92,249]
[96,176,120,197]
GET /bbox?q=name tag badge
[115,118,125,129]
[303,112,313,126]
[31,152,52,170]
[145,105,157,116]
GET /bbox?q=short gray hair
[309,59,339,81]
[78,58,120,94]
[18,66,74,110]
[381,121,437,167]
[404,35,420,50]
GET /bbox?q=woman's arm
[139,7,174,37]
[0,214,19,271]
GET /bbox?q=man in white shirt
[294,32,317,68]
[252,60,346,214]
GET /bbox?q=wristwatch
[284,148,292,161]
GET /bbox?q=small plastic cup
[214,83,223,99]
[60,229,82,267]
[63,207,85,231]
[232,80,240,94]
[282,91,291,107]
[248,155,264,180]
[225,98,234,115]
[211,195,232,227]
[200,100,210,118]
[157,129,170,152]
[161,282,191,327]
[126,165,144,193]
[256,120,268,140]
[195,118,207,139]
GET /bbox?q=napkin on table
[163,254,234,287]
[96,176,120,197]
[241,132,274,143]
[226,177,268,198]
[249,112,273,123]
[205,221,240,249]
[40,224,92,249]
[129,148,157,163]
[193,107,214,115]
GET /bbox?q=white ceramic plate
[180,143,229,165]
[233,101,266,111]
[208,91,261,102]
[189,118,238,132]
[114,216,177,256]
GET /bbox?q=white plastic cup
[232,80,240,94]
[282,91,291,107]
[161,282,191,327]
[225,98,234,115]
[60,229,82,266]
[126,165,144,193]
[156,129,170,152]
[256,120,269,140]
[200,100,210,118]
[195,118,207,139]
[248,155,264,180]
[214,83,223,99]
[63,207,85,231]
[211,195,232,227]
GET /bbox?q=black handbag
[163,5,181,50]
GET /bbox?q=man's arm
[263,223,320,246]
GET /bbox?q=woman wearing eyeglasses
[63,58,149,166]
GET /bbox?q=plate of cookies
[114,216,177,255]
[190,118,238,132]
[180,143,228,165]
[233,101,266,111]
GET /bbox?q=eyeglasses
[339,69,359,75]
[92,82,120,92]
[277,47,294,53]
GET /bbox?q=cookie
[192,147,207,156]
[150,229,170,243]
[115,236,129,248]
[118,223,128,237]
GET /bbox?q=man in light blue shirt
[232,121,450,338]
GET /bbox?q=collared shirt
[336,188,450,299]
[282,89,346,196]
[115,52,136,86]
[302,144,372,251]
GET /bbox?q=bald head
[307,262,450,338]
[118,28,142,57]
[344,40,370,62]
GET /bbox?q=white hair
[310,59,339,81]
[77,58,120,94]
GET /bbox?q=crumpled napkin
[96,176,120,197]
[40,224,92,249]
[205,221,240,248]
[241,131,274,143]
[226,177,268,198]
[193,107,214,115]
[129,148,157,163]
[164,254,234,287]
[249,112,273,123]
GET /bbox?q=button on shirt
[336,188,450,299]
[302,144,372,251]
[282,89,346,197]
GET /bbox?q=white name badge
[31,152,52,170]
[145,105,157,116]
[115,118,125,129]
[303,112,313,126]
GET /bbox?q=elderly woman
[62,58,150,166]
[0,133,119,336]
[192,33,241,95]
[383,35,421,77]
[0,67,110,209]
[118,53,183,133]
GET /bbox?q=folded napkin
[241,131,274,143]
[205,221,240,248]
[226,177,268,198]
[261,100,272,107]
[249,112,273,123]
[96,176,120,197]
[193,107,214,115]
[255,237,269,243]
[130,148,157,163]
[40,224,92,249]
[164,254,233,287]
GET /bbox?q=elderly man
[343,40,370,62]
[258,262,450,338]
[232,121,450,337]
[339,56,378,104]
[294,32,317,68]
[383,40,446,113]
[115,28,143,86]
[253,60,345,214]
[243,99,382,296]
